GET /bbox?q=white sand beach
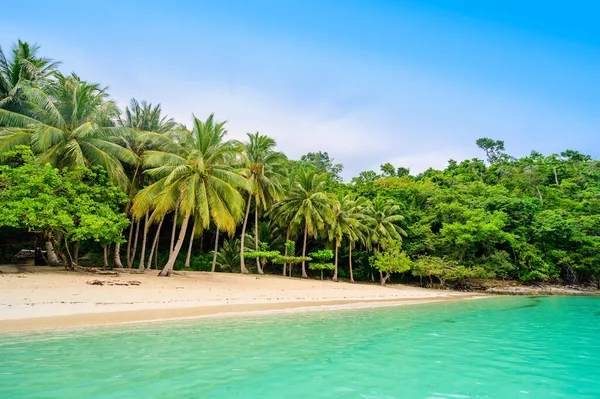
[0,267,480,331]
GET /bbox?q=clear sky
[2,0,599,179]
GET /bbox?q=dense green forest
[1,40,599,287]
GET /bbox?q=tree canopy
[1,39,599,287]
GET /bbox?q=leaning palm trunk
[211,227,219,272]
[283,223,290,276]
[45,241,62,266]
[301,225,308,278]
[254,205,263,274]
[114,230,124,268]
[126,214,134,266]
[349,242,354,283]
[154,245,158,270]
[184,219,197,268]
[138,212,149,270]
[170,206,178,255]
[332,240,339,281]
[114,240,123,268]
[239,194,252,274]
[146,216,164,270]
[159,211,191,277]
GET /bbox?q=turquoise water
[1,297,599,398]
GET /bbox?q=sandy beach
[0,266,480,332]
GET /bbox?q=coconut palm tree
[268,180,297,276]
[132,114,249,276]
[271,170,333,278]
[328,193,371,281]
[0,73,137,188]
[0,40,60,112]
[239,132,286,274]
[215,237,241,272]
[368,196,406,248]
[367,196,406,282]
[348,196,374,283]
[119,98,177,133]
[0,73,137,262]
[117,98,177,269]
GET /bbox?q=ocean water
[1,296,599,398]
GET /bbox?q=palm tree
[367,196,406,282]
[268,181,297,276]
[119,98,176,133]
[0,73,137,262]
[0,73,137,188]
[117,98,177,269]
[0,40,60,111]
[132,114,249,276]
[271,170,333,278]
[215,238,241,272]
[328,193,370,281]
[239,132,286,274]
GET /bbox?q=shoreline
[0,295,483,333]
[0,266,483,333]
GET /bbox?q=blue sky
[2,0,599,178]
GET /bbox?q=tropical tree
[0,146,129,269]
[0,40,60,111]
[367,196,406,282]
[370,239,411,286]
[119,98,177,133]
[239,132,286,274]
[117,98,176,269]
[132,114,249,276]
[0,73,137,188]
[271,170,333,278]
[329,193,373,282]
[368,196,406,250]
[328,193,361,281]
[215,238,241,272]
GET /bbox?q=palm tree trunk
[138,212,149,270]
[159,211,191,277]
[349,242,354,283]
[211,227,219,272]
[126,214,134,267]
[114,229,124,268]
[147,216,164,270]
[170,206,178,254]
[239,194,252,274]
[301,225,308,278]
[45,240,62,266]
[184,219,197,268]
[333,239,339,281]
[283,223,290,276]
[129,216,141,268]
[154,244,158,270]
[254,204,263,274]
[114,242,123,268]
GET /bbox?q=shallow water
[1,296,599,398]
